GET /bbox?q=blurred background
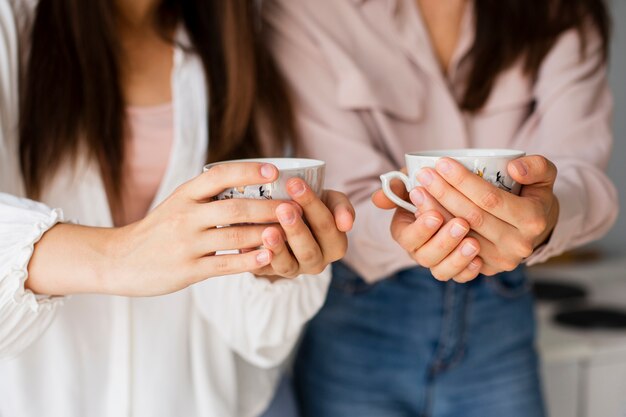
[531,2,626,416]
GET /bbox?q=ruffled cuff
[0,194,66,312]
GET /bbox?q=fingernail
[261,164,276,179]
[469,259,480,270]
[288,180,306,197]
[410,188,425,206]
[278,208,296,225]
[513,161,528,177]
[461,242,478,257]
[256,251,270,264]
[424,216,441,229]
[436,159,452,174]
[450,222,468,238]
[417,169,434,186]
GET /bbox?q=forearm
[26,223,116,296]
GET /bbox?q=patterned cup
[380,149,525,213]
[204,158,325,201]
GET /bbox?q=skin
[416,0,466,72]
[369,0,560,283]
[26,0,355,296]
[373,157,560,283]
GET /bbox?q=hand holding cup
[373,149,559,283]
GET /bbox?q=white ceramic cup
[380,149,526,213]
[203,158,325,201]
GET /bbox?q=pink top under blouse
[114,103,173,227]
[265,0,619,282]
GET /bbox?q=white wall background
[597,0,626,251]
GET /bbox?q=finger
[392,210,444,252]
[418,167,518,242]
[453,257,483,283]
[324,190,356,232]
[467,230,526,274]
[276,203,325,272]
[409,187,453,220]
[413,218,471,268]
[262,226,300,278]
[429,237,481,282]
[510,156,559,207]
[199,224,268,254]
[508,155,557,187]
[433,158,524,225]
[193,249,272,283]
[372,177,409,209]
[201,199,284,228]
[184,162,279,201]
[287,179,347,263]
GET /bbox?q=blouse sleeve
[522,26,618,264]
[191,268,331,369]
[0,0,65,359]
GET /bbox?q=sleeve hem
[7,208,66,312]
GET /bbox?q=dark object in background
[532,280,588,302]
[554,307,626,330]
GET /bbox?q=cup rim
[407,149,525,158]
[203,157,325,172]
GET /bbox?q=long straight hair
[463,0,610,111]
[19,0,296,205]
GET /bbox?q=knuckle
[298,248,320,264]
[479,190,502,211]
[534,156,550,173]
[465,210,484,229]
[208,163,227,179]
[317,219,336,235]
[497,257,519,272]
[516,239,534,259]
[329,239,348,262]
[481,266,497,277]
[225,228,246,247]
[451,171,467,186]
[277,264,299,278]
[212,257,232,274]
[431,269,450,282]
[453,274,472,284]
[297,190,316,206]
[527,216,547,236]
[308,264,327,276]
[414,252,434,268]
[223,200,245,220]
[430,185,445,200]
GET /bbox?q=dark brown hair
[462,0,610,111]
[19,0,295,204]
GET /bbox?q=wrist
[534,196,560,249]
[27,224,116,296]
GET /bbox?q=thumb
[508,155,557,188]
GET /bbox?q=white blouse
[0,2,330,416]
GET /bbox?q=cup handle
[380,171,417,213]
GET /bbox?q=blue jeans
[294,262,545,417]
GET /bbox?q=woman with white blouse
[0,1,354,416]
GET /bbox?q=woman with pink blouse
[266,0,618,416]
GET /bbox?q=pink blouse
[114,103,174,227]
[266,0,619,282]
